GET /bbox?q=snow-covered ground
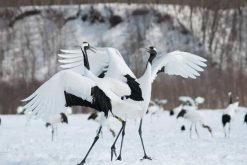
[1,109,247,165]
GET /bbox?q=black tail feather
[244,114,247,124]
[222,114,231,127]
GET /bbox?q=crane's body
[22,42,207,164]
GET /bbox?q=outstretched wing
[58,47,136,80]
[179,96,195,107]
[22,70,113,121]
[58,47,143,101]
[156,99,168,105]
[151,51,207,81]
[58,48,109,76]
[194,96,205,105]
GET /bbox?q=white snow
[0,109,247,165]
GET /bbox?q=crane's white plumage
[151,51,207,81]
[171,105,183,116]
[22,43,207,163]
[181,108,205,124]
[179,96,205,108]
[194,97,205,105]
[22,71,94,120]
[17,106,24,114]
[223,102,239,117]
[179,96,196,106]
[177,108,213,138]
[22,70,142,121]
[154,99,168,105]
[59,47,136,82]
[147,99,167,115]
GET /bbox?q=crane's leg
[195,123,200,138]
[111,118,125,161]
[228,123,231,138]
[78,126,102,165]
[109,128,116,137]
[51,125,54,141]
[138,119,152,160]
[223,124,227,138]
[116,121,126,161]
[190,123,193,139]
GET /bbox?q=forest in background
[0,0,245,9]
[0,1,247,114]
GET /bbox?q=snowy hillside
[0,4,211,80]
[1,109,247,165]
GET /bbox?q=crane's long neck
[229,93,233,104]
[137,61,152,109]
[81,47,90,70]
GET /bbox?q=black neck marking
[64,86,111,117]
[123,74,143,101]
[148,54,156,64]
[229,94,233,104]
[81,47,90,70]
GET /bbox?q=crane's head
[146,46,157,64]
[60,113,68,124]
[81,41,96,53]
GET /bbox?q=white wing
[179,96,195,106]
[195,97,205,105]
[151,51,207,81]
[58,47,136,81]
[149,100,156,106]
[157,99,168,105]
[21,70,108,121]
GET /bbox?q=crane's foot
[141,155,152,160]
[111,145,117,161]
[116,155,122,161]
[77,159,85,165]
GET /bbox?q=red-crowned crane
[22,42,207,164]
[222,92,239,138]
[177,108,213,138]
[45,112,68,141]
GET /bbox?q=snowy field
[1,109,247,165]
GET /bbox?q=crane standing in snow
[222,92,239,138]
[177,108,213,138]
[170,96,205,132]
[45,112,68,141]
[22,42,207,164]
[58,44,206,163]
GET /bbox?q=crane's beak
[89,46,97,53]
